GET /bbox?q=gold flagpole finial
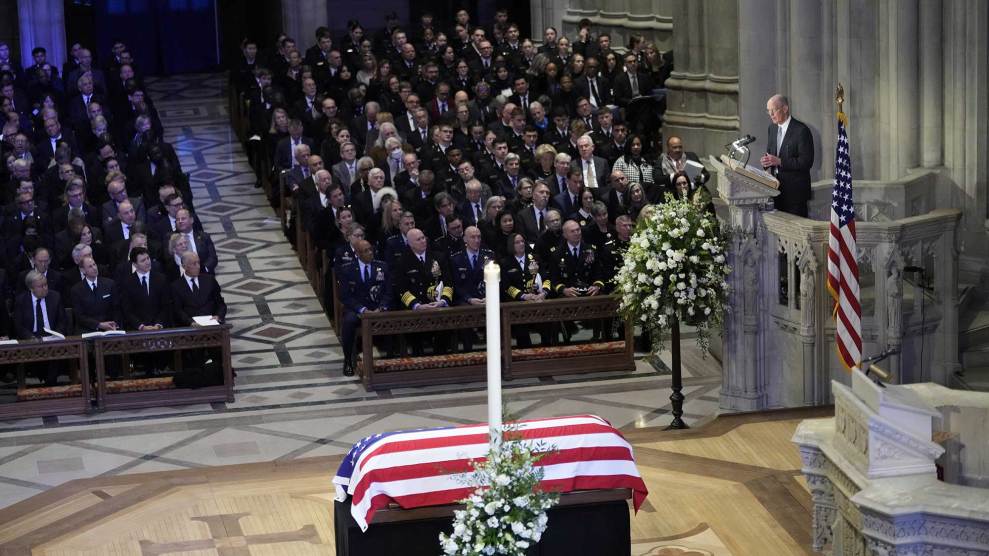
[835,83,845,114]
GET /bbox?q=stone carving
[886,265,903,339]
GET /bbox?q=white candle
[484,261,502,443]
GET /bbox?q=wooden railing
[357,296,634,390]
[92,325,234,411]
[0,337,90,419]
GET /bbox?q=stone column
[919,0,943,168]
[877,0,920,181]
[17,0,66,71]
[281,0,327,49]
[664,0,739,158]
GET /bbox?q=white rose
[485,501,499,515]
[705,307,712,315]
[689,255,700,264]
[487,516,499,528]
[676,282,686,290]
[495,474,510,486]
[657,261,668,270]
[661,242,671,250]
[714,255,725,263]
[696,228,705,237]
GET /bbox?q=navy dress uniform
[396,250,454,309]
[500,252,552,347]
[339,259,391,375]
[395,249,454,355]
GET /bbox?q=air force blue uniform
[339,259,391,373]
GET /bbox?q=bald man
[761,94,814,216]
[339,239,390,376]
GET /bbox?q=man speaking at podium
[761,94,814,217]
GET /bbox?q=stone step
[952,367,989,392]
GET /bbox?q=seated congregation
[231,10,712,378]
[0,40,229,399]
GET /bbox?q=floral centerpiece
[439,430,559,555]
[615,195,731,428]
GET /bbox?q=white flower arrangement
[616,196,731,351]
[439,430,559,555]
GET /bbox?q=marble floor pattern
[0,73,725,511]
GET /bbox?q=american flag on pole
[826,110,861,370]
[333,414,649,531]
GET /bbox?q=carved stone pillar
[663,1,740,157]
[714,158,779,411]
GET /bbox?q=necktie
[123,224,130,238]
[471,253,478,270]
[191,278,199,293]
[521,95,527,107]
[418,255,425,265]
[440,101,447,113]
[572,247,579,259]
[421,129,427,141]
[473,203,480,222]
[441,217,447,235]
[537,209,544,231]
[585,161,597,188]
[777,125,784,153]
[363,264,370,283]
[90,281,98,297]
[559,176,565,192]
[630,73,639,96]
[589,78,600,105]
[142,275,149,296]
[34,299,44,335]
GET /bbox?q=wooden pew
[500,296,633,380]
[356,296,634,390]
[0,337,91,419]
[92,325,234,411]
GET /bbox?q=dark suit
[570,156,610,195]
[51,203,102,233]
[170,274,227,326]
[117,271,171,329]
[70,277,117,333]
[612,71,654,107]
[767,117,815,216]
[516,205,548,244]
[13,290,67,339]
[339,259,391,365]
[574,75,613,108]
[553,191,581,222]
[185,231,219,274]
[458,200,484,228]
[274,136,316,171]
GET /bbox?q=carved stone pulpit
[793,370,989,555]
[713,156,780,410]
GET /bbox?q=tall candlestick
[484,261,502,444]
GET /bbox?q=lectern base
[334,489,632,555]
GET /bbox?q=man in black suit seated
[761,94,815,217]
[174,208,218,274]
[69,255,118,334]
[170,252,226,326]
[117,246,170,331]
[13,270,68,385]
[613,51,654,108]
[339,239,391,376]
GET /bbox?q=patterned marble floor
[0,73,725,511]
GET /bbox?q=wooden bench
[501,296,633,380]
[357,305,489,389]
[92,325,234,410]
[0,337,91,419]
[356,296,634,390]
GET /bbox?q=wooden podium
[334,489,633,555]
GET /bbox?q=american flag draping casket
[333,414,649,531]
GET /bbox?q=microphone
[731,134,757,149]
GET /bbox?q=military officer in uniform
[551,218,607,341]
[550,219,605,298]
[501,232,550,347]
[339,239,391,377]
[395,228,453,354]
[450,226,494,350]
